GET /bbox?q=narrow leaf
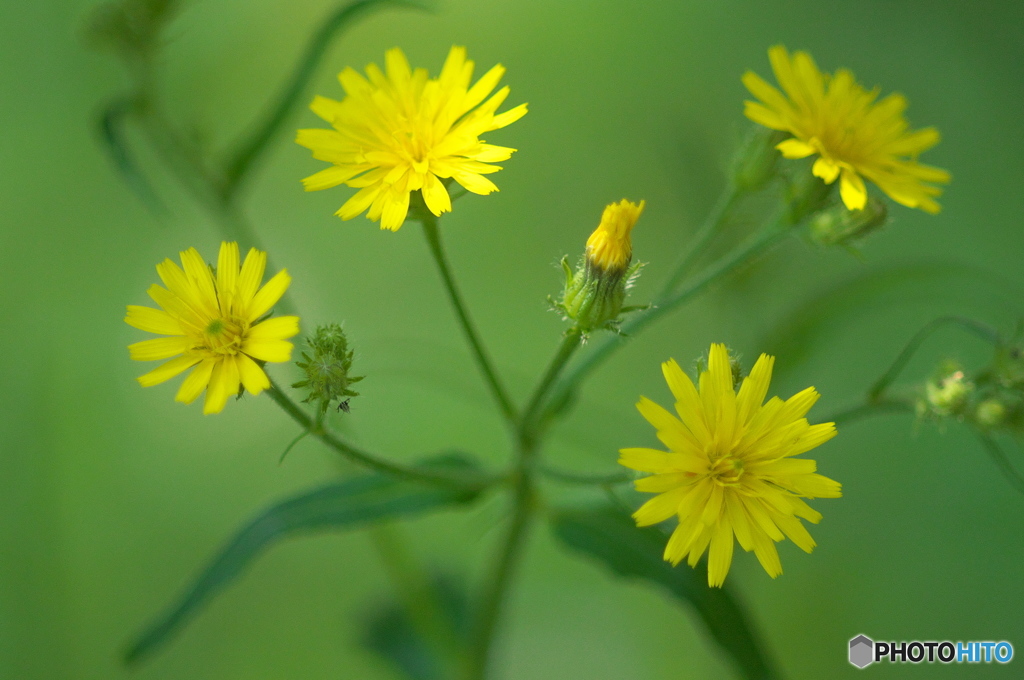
[125,454,481,665]
[551,504,779,680]
[98,98,167,217]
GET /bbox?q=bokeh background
[3,0,1024,678]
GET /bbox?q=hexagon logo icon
[849,635,874,668]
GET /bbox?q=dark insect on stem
[337,398,351,413]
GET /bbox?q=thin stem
[420,215,518,425]
[539,221,792,427]
[661,183,743,293]
[976,434,1024,496]
[539,465,632,486]
[464,467,534,680]
[221,0,424,196]
[820,397,914,427]
[868,316,1001,401]
[265,379,481,488]
[519,328,583,436]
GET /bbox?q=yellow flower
[743,45,950,214]
[297,46,528,231]
[125,242,300,414]
[619,344,841,587]
[585,199,645,272]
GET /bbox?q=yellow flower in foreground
[297,46,528,231]
[619,344,841,587]
[743,45,950,213]
[585,199,645,273]
[125,242,299,414]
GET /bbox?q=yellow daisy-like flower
[125,242,300,415]
[585,199,645,273]
[743,45,950,214]
[297,46,528,231]
[619,344,841,587]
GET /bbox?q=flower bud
[975,399,1007,428]
[554,200,645,333]
[922,361,973,418]
[808,198,888,247]
[292,324,363,414]
[732,128,787,191]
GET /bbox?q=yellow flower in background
[743,45,950,213]
[297,46,528,231]
[585,199,645,273]
[619,344,841,587]
[126,242,300,414]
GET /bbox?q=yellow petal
[247,270,291,322]
[125,305,181,335]
[776,138,816,159]
[421,173,452,216]
[812,157,841,184]
[203,356,240,415]
[237,353,271,396]
[137,355,201,387]
[706,517,735,587]
[248,316,300,342]
[217,241,240,312]
[242,339,293,364]
[176,358,217,404]
[633,487,687,527]
[237,248,266,307]
[839,168,868,210]
[128,336,191,361]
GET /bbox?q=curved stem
[421,215,518,425]
[265,379,482,488]
[868,316,1001,401]
[820,397,915,427]
[976,434,1024,496]
[519,328,583,436]
[221,0,425,195]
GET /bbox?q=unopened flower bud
[808,198,888,247]
[923,362,973,417]
[554,199,646,333]
[732,127,787,191]
[975,399,1007,428]
[292,324,363,414]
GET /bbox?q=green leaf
[360,573,470,680]
[550,505,779,680]
[124,454,482,665]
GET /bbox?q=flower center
[708,454,745,487]
[202,317,244,355]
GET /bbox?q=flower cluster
[744,45,950,214]
[620,344,841,586]
[125,242,299,414]
[297,46,528,231]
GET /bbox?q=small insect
[337,399,351,413]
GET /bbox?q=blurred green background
[3,0,1024,678]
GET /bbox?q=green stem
[661,183,743,293]
[421,215,518,425]
[539,465,632,486]
[820,397,914,427]
[369,524,465,667]
[868,316,1000,401]
[976,434,1024,496]
[265,380,481,488]
[519,328,583,436]
[539,221,792,426]
[221,0,423,196]
[464,465,534,680]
